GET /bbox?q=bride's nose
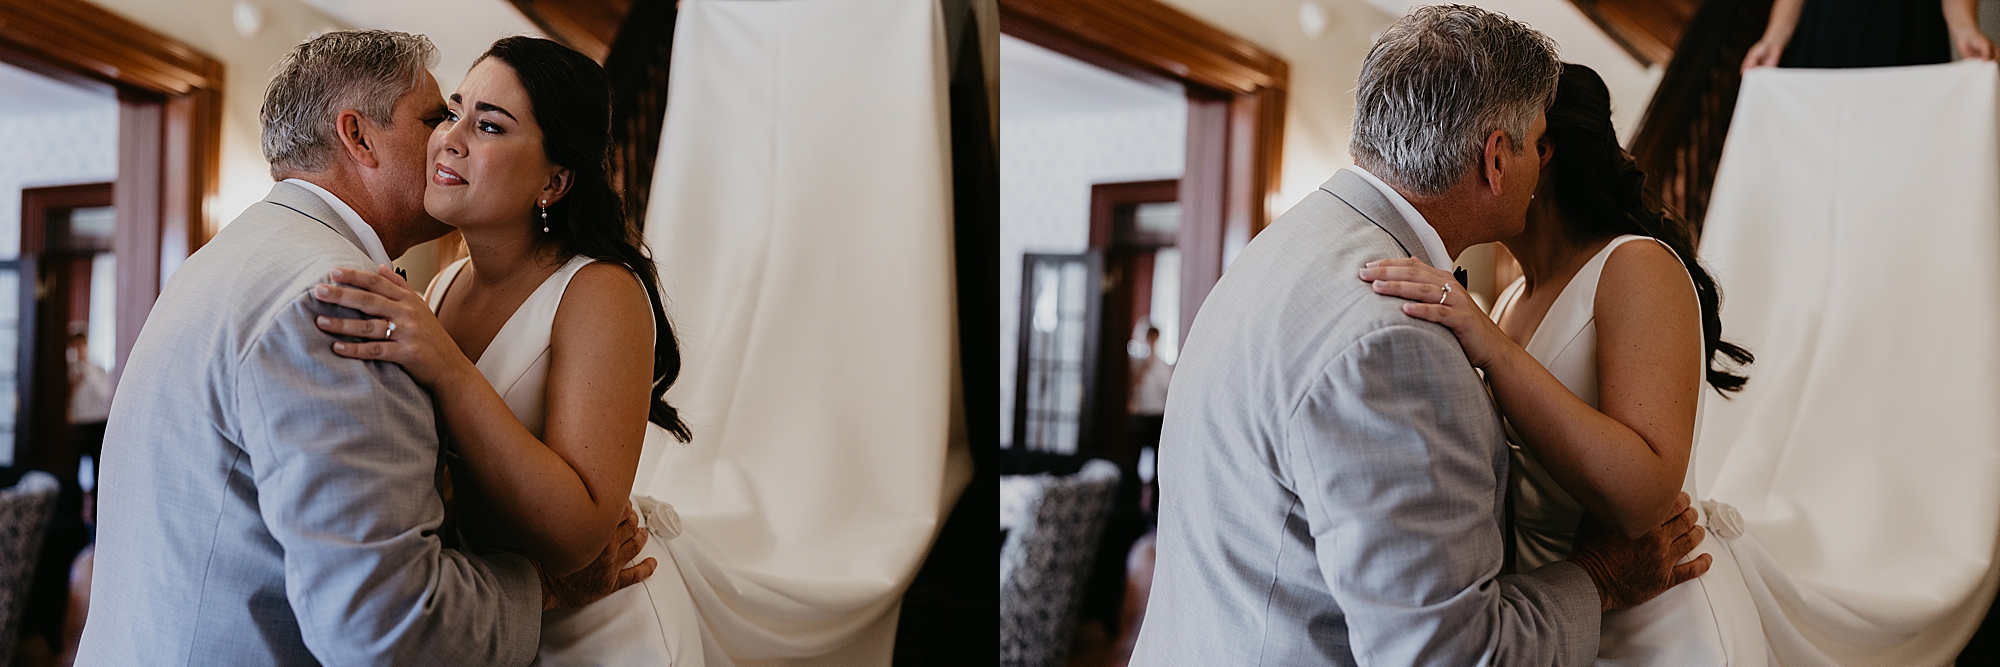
[435,119,468,157]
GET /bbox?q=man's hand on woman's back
[1567,491,1713,612]
[539,505,658,610]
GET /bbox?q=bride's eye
[479,120,502,134]
[443,109,459,123]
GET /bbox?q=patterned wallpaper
[1000,103,1184,447]
[0,106,120,259]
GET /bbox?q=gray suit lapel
[263,181,368,255]
[1321,170,1434,267]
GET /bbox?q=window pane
[89,251,115,371]
[1133,201,1180,236]
[68,206,115,244]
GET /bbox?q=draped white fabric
[1696,59,2000,666]
[633,0,972,664]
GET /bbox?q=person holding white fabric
[310,36,709,664]
[1360,63,1768,664]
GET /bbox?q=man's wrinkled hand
[1568,491,1711,612]
[540,505,657,611]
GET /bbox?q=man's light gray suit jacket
[76,182,542,666]
[1128,171,1601,666]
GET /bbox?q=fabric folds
[635,0,972,664]
[1696,59,2000,666]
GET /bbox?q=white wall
[0,107,120,258]
[999,104,1185,447]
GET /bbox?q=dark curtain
[603,0,678,229]
[1627,0,1772,235]
[893,0,998,665]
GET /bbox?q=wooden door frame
[1085,179,1178,464]
[1001,0,1287,344]
[18,183,113,473]
[0,0,225,385]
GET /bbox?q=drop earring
[539,200,549,233]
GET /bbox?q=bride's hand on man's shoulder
[311,265,472,389]
[1356,257,1510,369]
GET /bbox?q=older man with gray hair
[1129,6,1707,666]
[77,30,646,666]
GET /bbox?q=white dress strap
[427,254,598,436]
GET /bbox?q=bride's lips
[433,164,467,186]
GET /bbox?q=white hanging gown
[1687,60,2000,667]
[1493,235,1768,666]
[429,255,705,667]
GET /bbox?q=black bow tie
[1453,266,1468,288]
[394,266,407,281]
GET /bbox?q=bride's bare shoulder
[553,260,653,342]
[1594,238,1701,362]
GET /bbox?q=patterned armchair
[999,459,1120,667]
[0,471,58,664]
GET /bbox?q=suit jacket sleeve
[1289,323,1600,666]
[234,293,542,666]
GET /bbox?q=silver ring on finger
[384,320,397,339]
[1438,282,1452,304]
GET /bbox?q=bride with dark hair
[310,35,705,663]
[1358,62,1768,663]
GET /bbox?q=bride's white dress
[1493,235,1768,665]
[429,255,704,666]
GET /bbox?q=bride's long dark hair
[477,36,693,439]
[1546,63,1753,393]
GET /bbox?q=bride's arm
[311,264,654,576]
[1360,244,1700,538]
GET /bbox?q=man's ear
[334,109,381,170]
[1481,129,1508,197]
[541,167,575,205]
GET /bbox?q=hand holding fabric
[1953,27,1995,61]
[312,265,475,389]
[1742,38,1787,73]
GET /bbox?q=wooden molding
[1088,179,1179,249]
[18,183,114,470]
[0,0,223,95]
[1002,0,1287,95]
[506,0,635,63]
[1568,0,1701,66]
[0,0,224,379]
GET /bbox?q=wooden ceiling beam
[505,0,635,63]
[1569,0,1702,66]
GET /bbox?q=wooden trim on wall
[505,0,634,63]
[18,183,114,471]
[1179,93,1229,343]
[1087,179,1179,249]
[0,0,225,378]
[0,0,223,95]
[1085,179,1178,463]
[1001,0,1286,95]
[1003,0,1289,353]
